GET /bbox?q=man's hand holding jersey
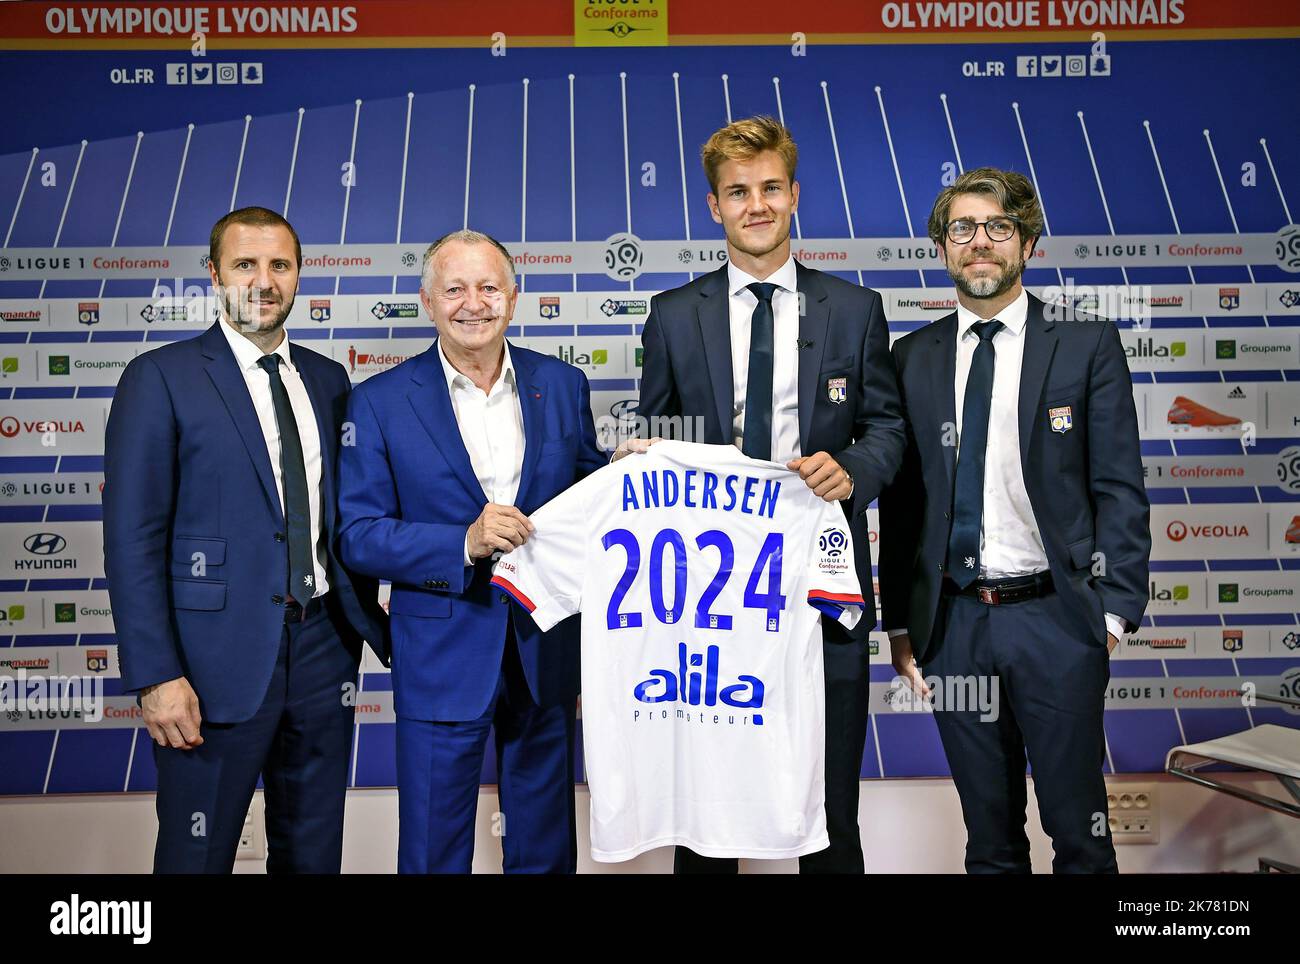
[467,503,535,559]
[787,451,854,503]
[612,437,853,503]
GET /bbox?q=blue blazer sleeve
[1087,322,1151,630]
[876,339,924,633]
[575,371,606,479]
[336,387,475,593]
[103,353,186,693]
[637,294,681,426]
[834,290,906,518]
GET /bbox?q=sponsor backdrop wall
[0,0,1297,796]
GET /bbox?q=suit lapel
[795,262,830,453]
[407,343,486,505]
[291,343,337,539]
[934,314,959,490]
[695,267,734,445]
[1017,295,1058,471]
[200,323,283,523]
[513,346,544,505]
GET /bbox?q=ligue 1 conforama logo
[1277,446,1300,492]
[819,527,849,557]
[1275,225,1300,273]
[817,527,850,575]
[603,233,643,282]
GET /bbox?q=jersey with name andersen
[491,441,865,862]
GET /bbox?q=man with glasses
[878,167,1150,873]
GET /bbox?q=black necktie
[741,282,779,461]
[946,319,1004,588]
[256,354,315,601]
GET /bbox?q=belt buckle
[977,586,1000,605]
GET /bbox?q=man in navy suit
[104,206,389,873]
[878,168,1150,873]
[337,230,603,874]
[633,116,906,873]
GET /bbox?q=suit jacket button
[937,564,943,572]
[274,532,285,542]
[440,581,449,588]
[499,594,508,605]
[423,580,435,589]
[271,594,284,605]
[943,511,950,520]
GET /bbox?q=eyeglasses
[945,216,1019,244]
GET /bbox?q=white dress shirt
[218,319,329,597]
[953,290,1047,580]
[728,255,801,463]
[438,339,526,566]
[890,290,1126,641]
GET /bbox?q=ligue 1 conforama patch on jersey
[826,377,847,404]
[1049,405,1073,433]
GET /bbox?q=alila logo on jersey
[634,643,765,716]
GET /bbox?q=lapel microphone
[796,339,814,351]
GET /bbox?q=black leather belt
[284,593,326,623]
[943,571,1054,605]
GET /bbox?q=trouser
[395,624,577,874]
[153,597,358,873]
[924,589,1116,874]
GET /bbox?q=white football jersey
[491,441,865,862]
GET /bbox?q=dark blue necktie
[946,319,1004,588]
[257,354,315,602]
[741,282,778,461]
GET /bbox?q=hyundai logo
[23,533,66,555]
[610,399,639,421]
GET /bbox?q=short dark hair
[209,206,302,269]
[927,167,1045,251]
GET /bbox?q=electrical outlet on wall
[1107,783,1158,844]
[236,793,266,860]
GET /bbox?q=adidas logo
[1227,386,1246,399]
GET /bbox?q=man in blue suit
[337,230,604,874]
[635,117,906,873]
[104,206,389,873]
[878,168,1150,873]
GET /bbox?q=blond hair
[700,116,798,194]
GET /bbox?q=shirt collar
[218,317,294,372]
[728,253,797,298]
[438,338,516,394]
[956,287,1029,339]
